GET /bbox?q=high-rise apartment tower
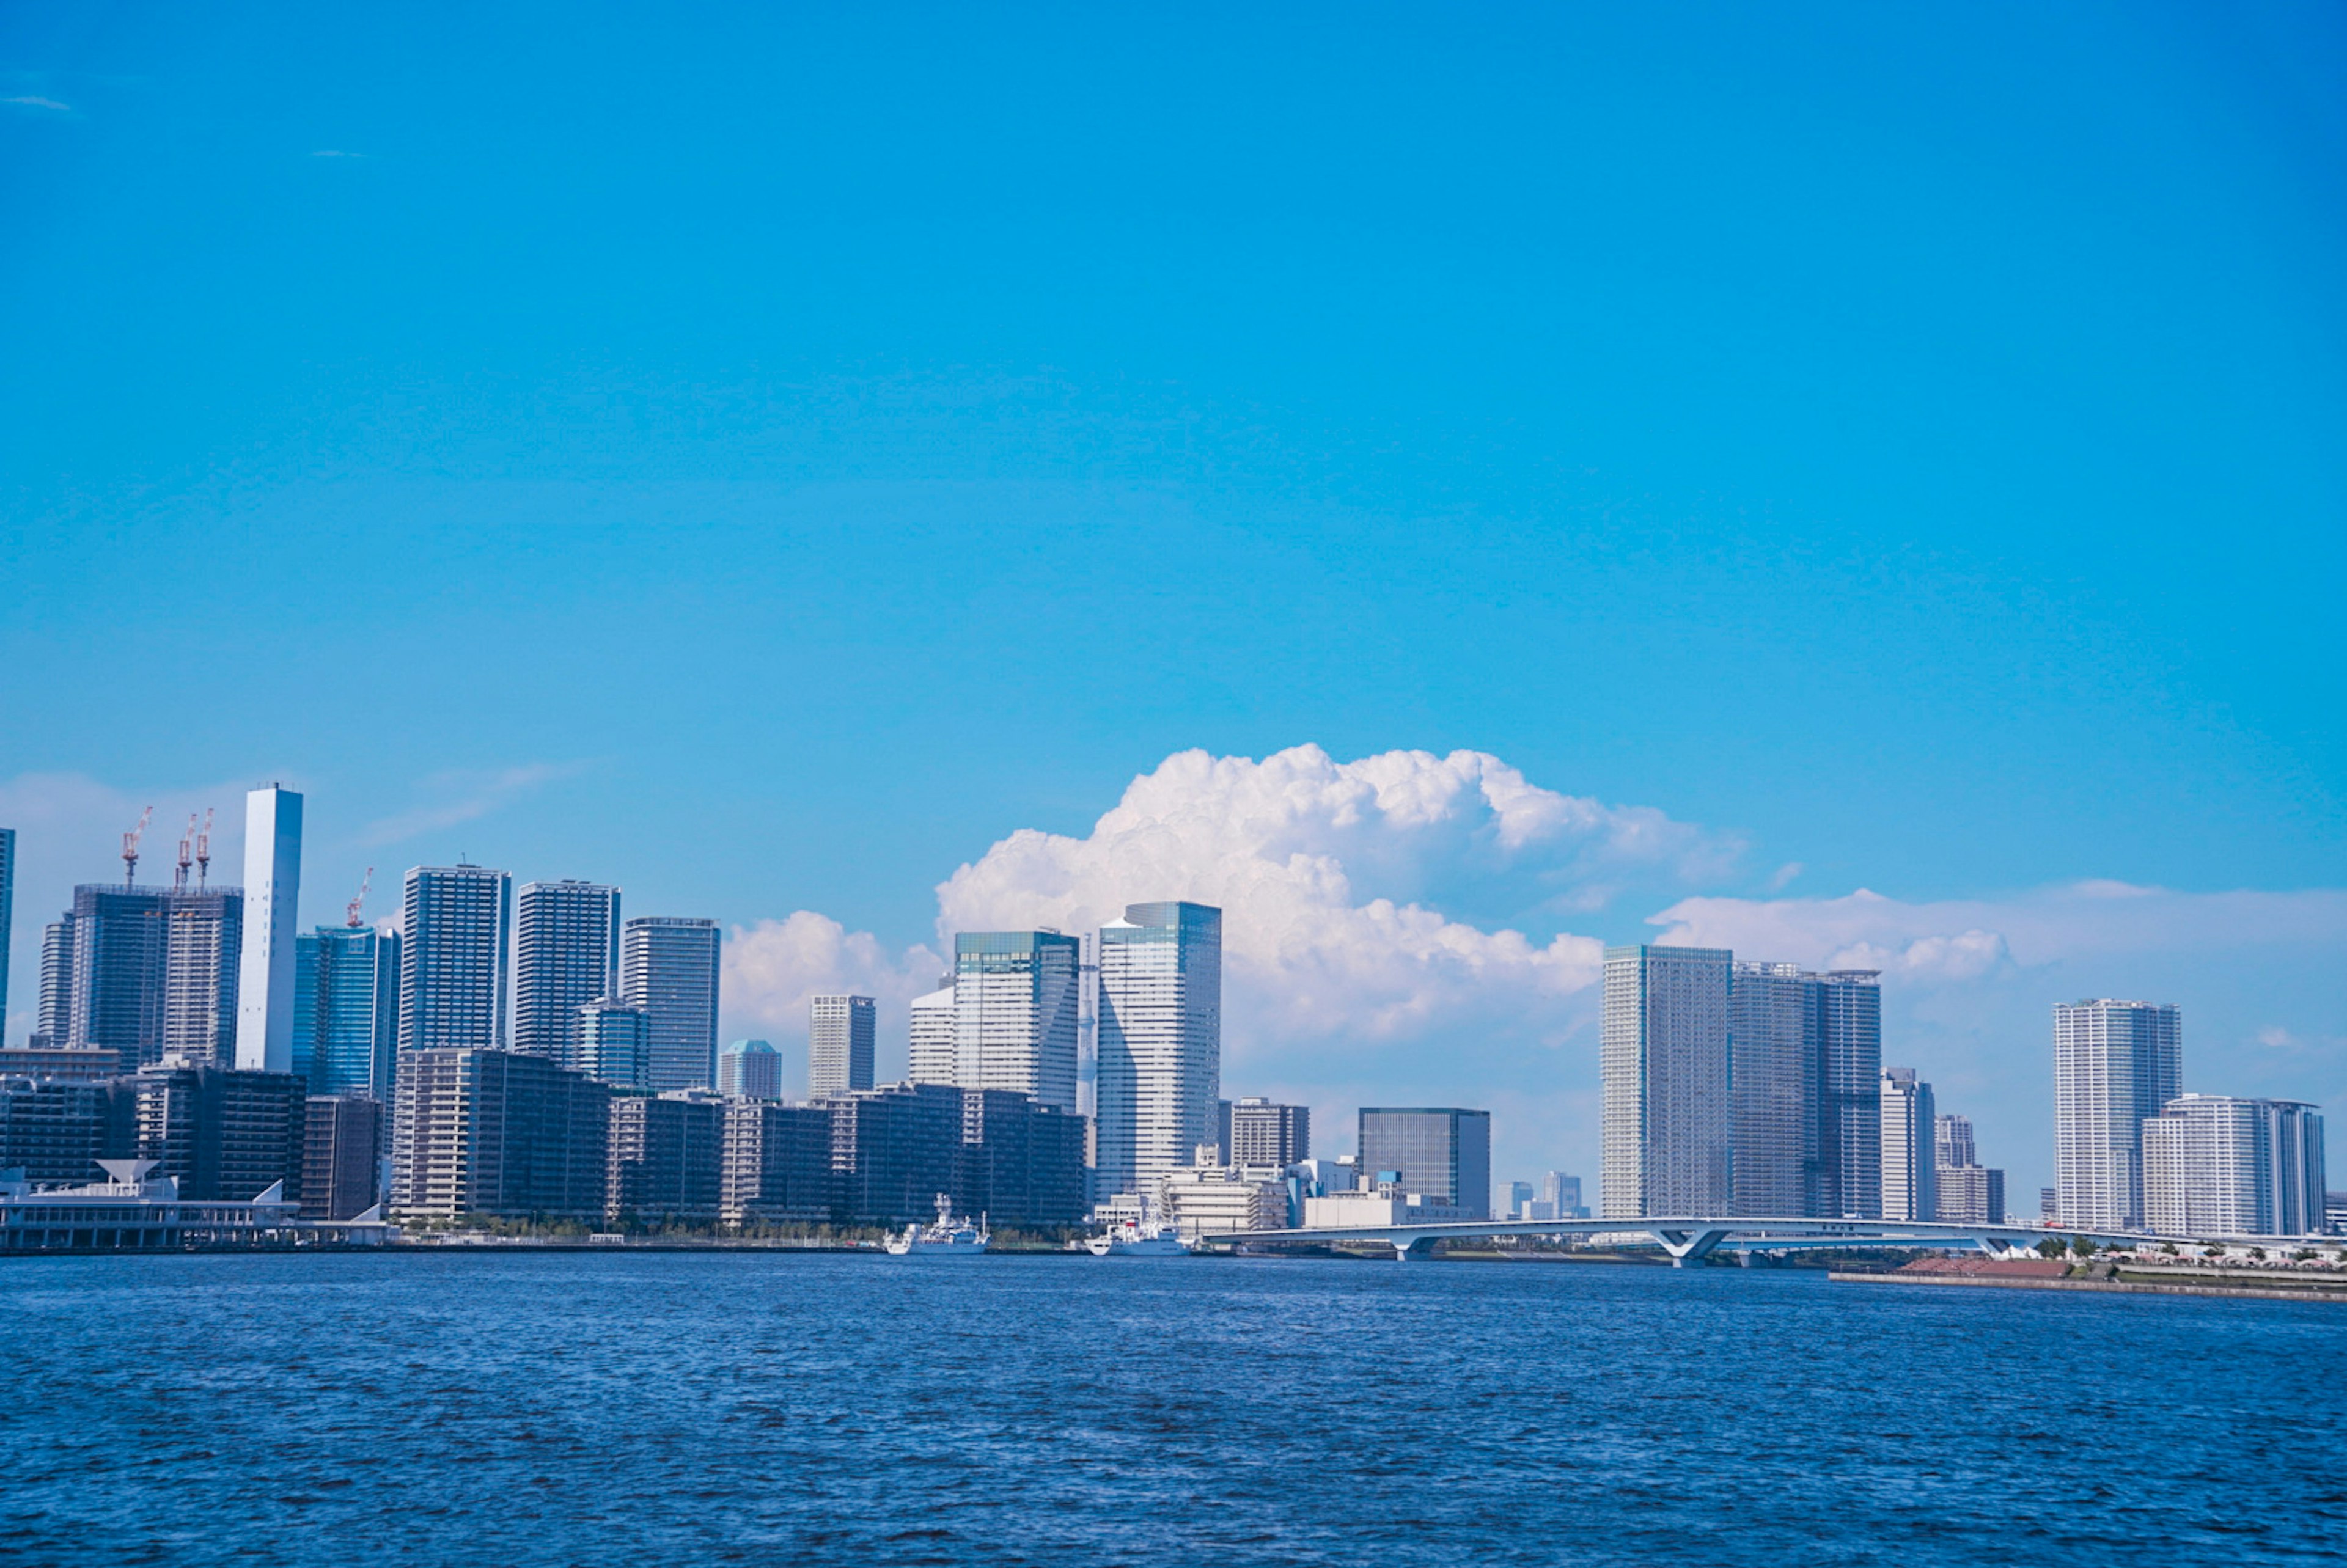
[2054,999,2181,1231]
[1601,945,1731,1219]
[398,866,513,1055]
[620,917,720,1092]
[513,880,621,1064]
[2142,1094,2326,1238]
[1879,1067,1936,1223]
[809,995,876,1097]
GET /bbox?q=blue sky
[4,5,2342,1196]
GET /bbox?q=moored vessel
[885,1194,990,1256]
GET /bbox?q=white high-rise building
[1879,1067,1936,1223]
[2142,1094,2327,1238]
[906,982,957,1088]
[1094,903,1221,1204]
[234,786,302,1074]
[513,880,620,1064]
[1600,945,1731,1220]
[809,994,876,1097]
[949,930,1082,1115]
[399,865,513,1055]
[620,917,720,1092]
[2054,999,2181,1231]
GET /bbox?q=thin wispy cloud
[310,149,365,158]
[359,761,590,846]
[4,95,70,112]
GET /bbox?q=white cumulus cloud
[930,745,1727,1075]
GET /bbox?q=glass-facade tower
[1359,1107,1491,1218]
[952,931,1082,1114]
[1094,903,1220,1203]
[294,925,400,1097]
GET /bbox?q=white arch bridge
[1187,1214,2193,1266]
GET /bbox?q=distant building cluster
[1600,947,2331,1239]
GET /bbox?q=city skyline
[0,776,2337,1201]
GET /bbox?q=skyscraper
[293,924,400,1098]
[718,1038,782,1100]
[907,982,956,1085]
[399,866,513,1055]
[1813,970,1883,1220]
[1359,1107,1493,1218]
[1729,961,1810,1216]
[67,884,243,1069]
[620,917,720,1092]
[952,930,1084,1114]
[1094,903,1221,1204]
[34,914,75,1049]
[233,785,302,1074]
[2142,1094,2327,1238]
[1600,945,1730,1219]
[576,997,651,1088]
[0,827,13,1036]
[2054,999,2182,1231]
[1229,1097,1310,1168]
[513,880,621,1064]
[809,994,876,1097]
[1878,1068,1936,1222]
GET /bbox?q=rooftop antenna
[194,808,215,890]
[346,866,374,929]
[121,806,153,890]
[173,813,196,892]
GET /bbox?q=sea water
[1,1251,2341,1566]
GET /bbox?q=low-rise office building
[1156,1145,1287,1241]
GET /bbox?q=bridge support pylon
[1390,1236,1438,1262]
[1650,1226,1730,1268]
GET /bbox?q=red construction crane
[347,866,375,929]
[120,806,153,889]
[194,807,214,889]
[174,814,196,892]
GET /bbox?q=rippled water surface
[2,1251,2343,1566]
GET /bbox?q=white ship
[1085,1208,1191,1257]
[884,1194,990,1257]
